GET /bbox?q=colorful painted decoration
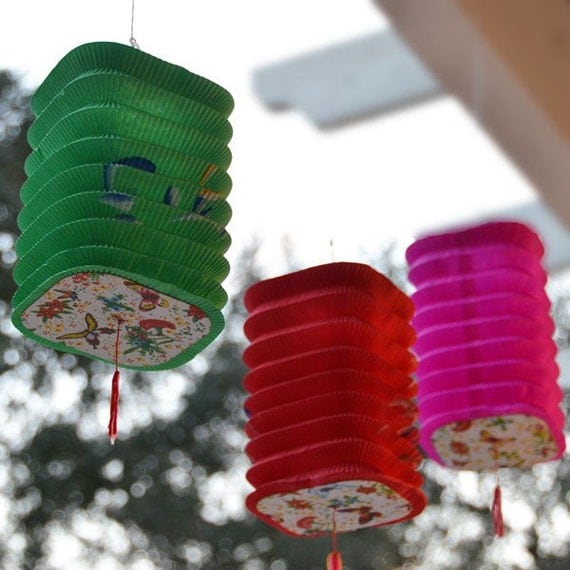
[11,42,234,443]
[406,221,566,536]
[242,262,426,567]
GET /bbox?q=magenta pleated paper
[407,221,565,474]
[406,221,565,471]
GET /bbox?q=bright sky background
[1,0,537,272]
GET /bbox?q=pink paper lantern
[406,221,566,536]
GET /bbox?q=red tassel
[492,484,504,537]
[326,551,343,570]
[108,317,122,444]
[108,369,120,444]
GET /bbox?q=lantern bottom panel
[428,414,562,470]
[14,271,222,369]
[249,477,425,537]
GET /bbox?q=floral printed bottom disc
[247,475,426,538]
[12,271,223,370]
[423,414,565,470]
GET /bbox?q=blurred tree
[1,71,570,570]
[0,71,31,301]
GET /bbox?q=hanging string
[129,0,140,49]
[326,510,343,570]
[108,318,123,444]
[492,470,504,538]
[329,239,336,262]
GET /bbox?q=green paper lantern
[12,41,234,443]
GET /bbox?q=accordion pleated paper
[406,221,566,470]
[12,41,234,370]
[242,262,426,538]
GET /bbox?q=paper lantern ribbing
[11,42,234,442]
[242,262,426,567]
[406,221,566,535]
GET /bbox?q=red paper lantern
[406,221,566,536]
[242,262,426,567]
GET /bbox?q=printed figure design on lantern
[337,506,384,525]
[57,313,116,348]
[35,287,89,322]
[187,305,206,320]
[35,297,73,322]
[256,480,415,536]
[163,185,180,207]
[103,156,219,223]
[123,319,177,357]
[99,192,135,211]
[124,281,170,312]
[432,415,559,470]
[102,157,155,223]
[104,156,157,190]
[180,189,220,221]
[97,292,135,314]
[20,273,213,368]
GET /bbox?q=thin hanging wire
[331,509,338,552]
[129,0,140,49]
[326,509,343,570]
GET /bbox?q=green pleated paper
[13,40,234,373]
[13,218,230,285]
[19,163,232,224]
[22,136,232,194]
[28,71,232,147]
[27,105,232,175]
[32,42,234,117]
[16,191,232,256]
[13,245,228,310]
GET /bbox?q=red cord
[108,369,120,444]
[492,483,504,537]
[326,510,343,569]
[108,319,122,444]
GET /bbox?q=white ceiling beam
[252,30,443,128]
[253,2,570,231]
[373,0,570,228]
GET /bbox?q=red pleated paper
[242,262,426,548]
